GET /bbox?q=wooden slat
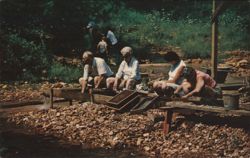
[0,100,43,108]
[45,88,114,105]
[161,102,250,117]
[219,83,245,90]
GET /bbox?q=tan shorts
[79,76,94,84]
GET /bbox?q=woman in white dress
[153,51,186,96]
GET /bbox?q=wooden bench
[159,101,250,135]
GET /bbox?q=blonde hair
[82,51,93,59]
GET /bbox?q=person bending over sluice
[174,66,220,99]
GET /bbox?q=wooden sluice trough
[44,86,250,136]
[44,88,117,108]
[45,88,159,112]
[159,100,250,135]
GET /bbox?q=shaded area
[0,118,146,158]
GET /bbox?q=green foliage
[109,9,211,58]
[1,32,51,81]
[108,6,250,59]
[48,62,82,83]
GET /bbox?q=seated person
[79,51,114,93]
[174,66,217,99]
[106,46,141,91]
[153,51,186,96]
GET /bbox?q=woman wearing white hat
[106,46,141,91]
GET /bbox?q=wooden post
[211,0,218,80]
[69,100,73,105]
[163,110,173,136]
[50,88,54,108]
[89,87,94,104]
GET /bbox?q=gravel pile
[7,103,250,157]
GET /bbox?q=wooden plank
[50,88,53,108]
[0,100,43,108]
[46,88,114,105]
[140,63,170,67]
[44,88,116,97]
[161,102,250,116]
[219,83,245,90]
[93,94,113,104]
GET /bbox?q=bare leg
[126,79,136,90]
[106,77,116,89]
[118,79,126,90]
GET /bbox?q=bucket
[222,92,240,110]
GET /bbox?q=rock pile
[7,103,250,157]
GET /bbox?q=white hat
[82,51,93,59]
[121,46,132,56]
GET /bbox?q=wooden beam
[50,88,54,108]
[0,100,43,108]
[46,88,115,105]
[211,0,218,80]
[161,102,250,117]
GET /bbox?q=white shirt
[168,60,186,83]
[97,40,107,53]
[106,30,118,45]
[116,57,141,80]
[83,57,113,80]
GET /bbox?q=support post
[211,0,218,80]
[50,88,54,108]
[163,110,173,136]
[88,87,94,104]
[69,100,73,105]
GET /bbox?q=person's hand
[182,94,189,98]
[172,93,180,98]
[81,87,85,94]
[181,95,189,101]
[113,84,118,92]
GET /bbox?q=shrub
[1,32,51,81]
[48,62,82,83]
[106,7,249,59]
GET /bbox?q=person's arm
[113,63,124,91]
[81,80,87,93]
[81,65,89,93]
[129,60,139,80]
[174,84,183,95]
[96,43,100,53]
[105,43,109,56]
[182,77,204,98]
[95,74,105,88]
[115,62,124,79]
[167,65,185,83]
